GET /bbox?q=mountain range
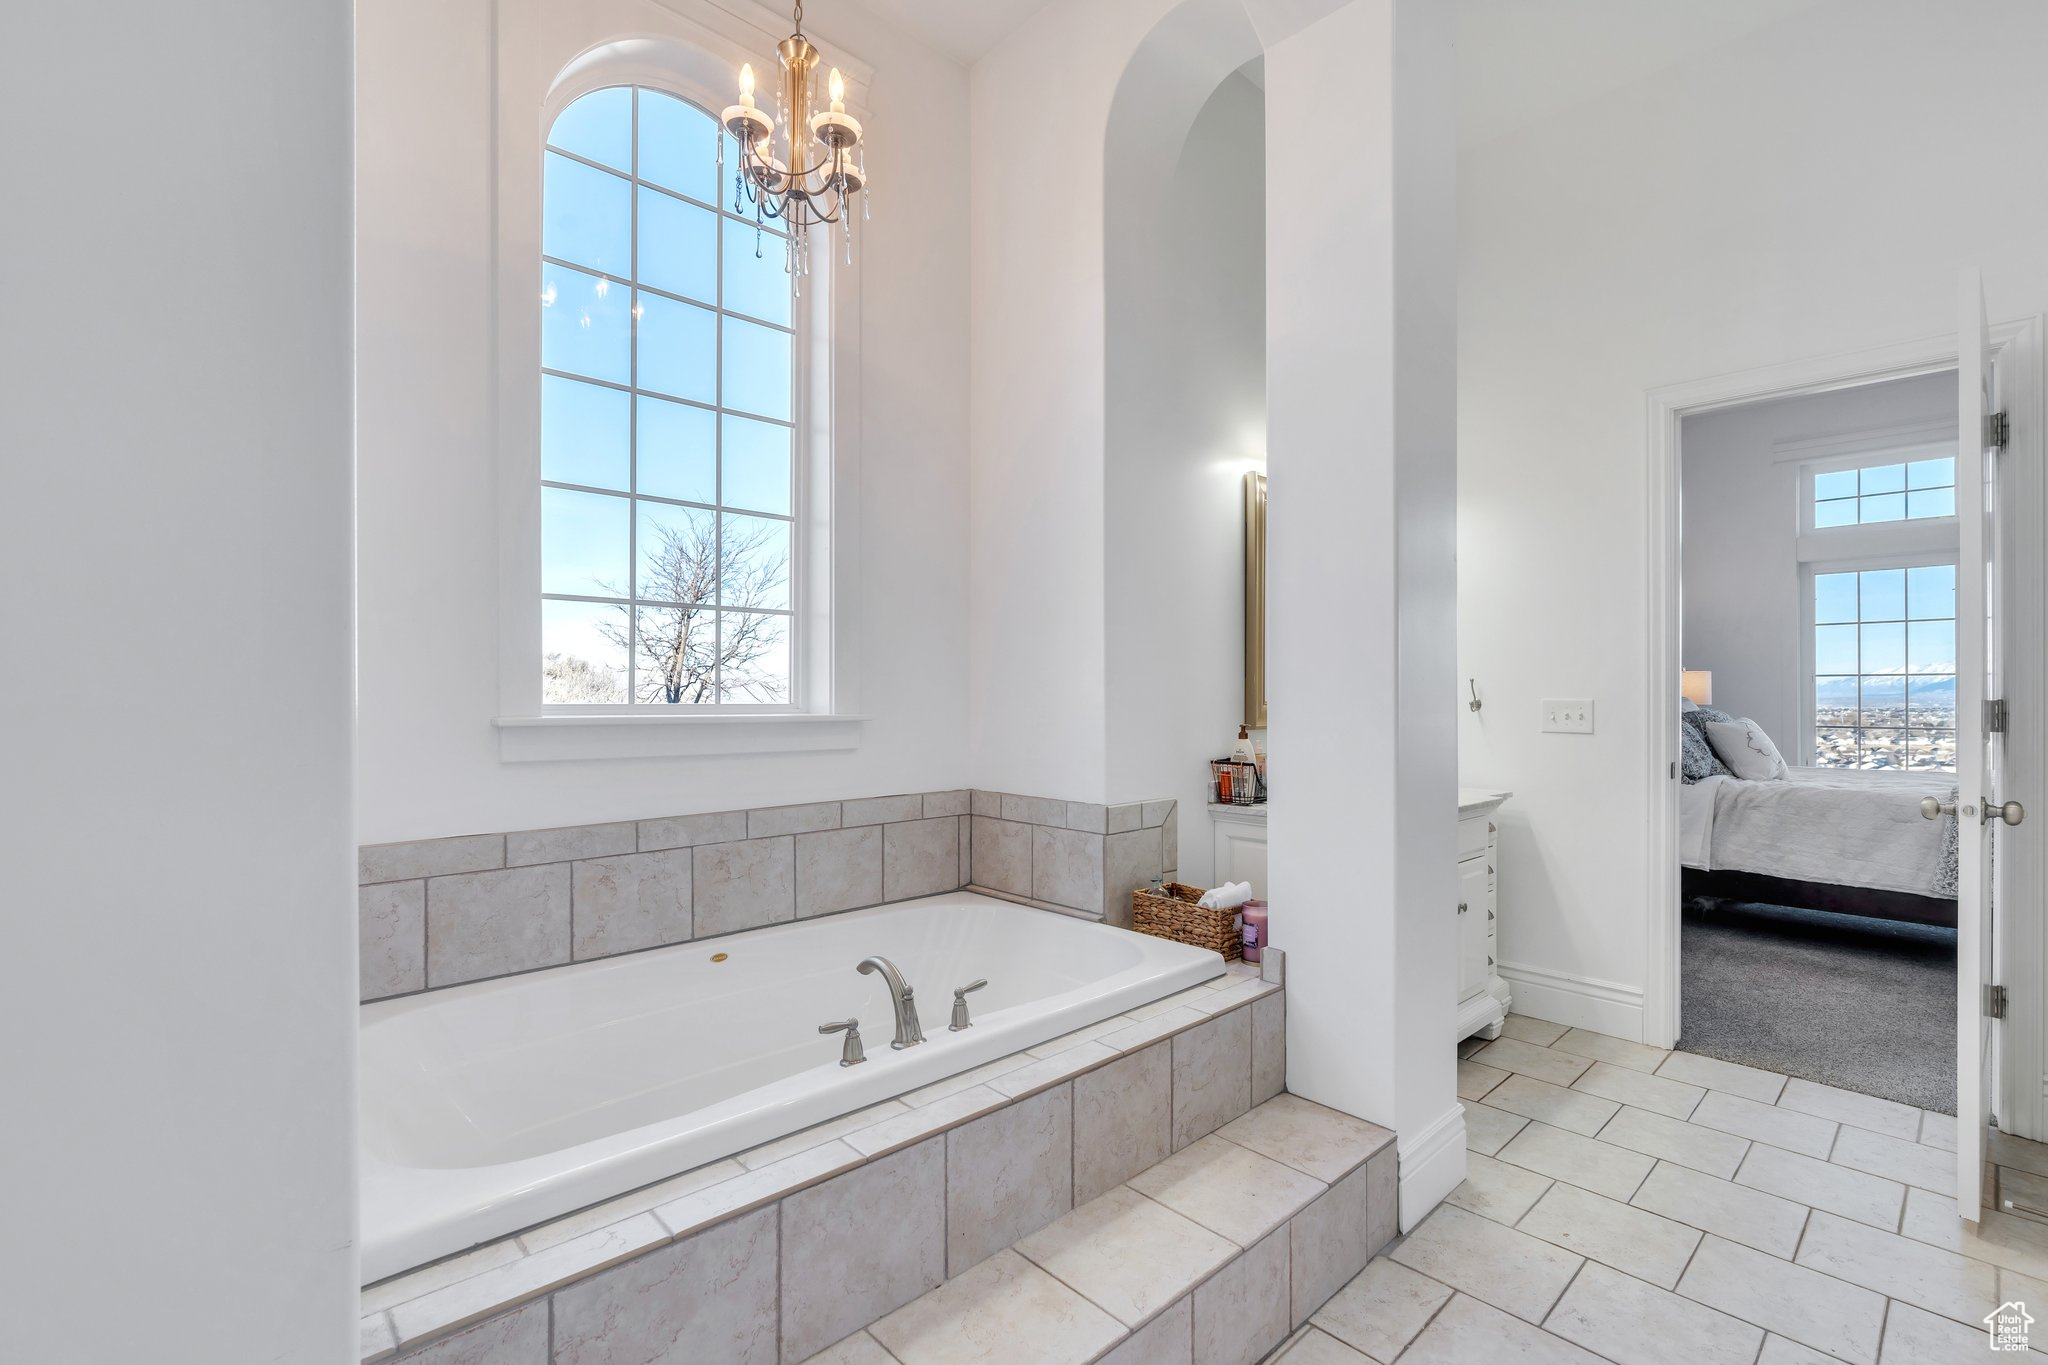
[1815,672,1955,707]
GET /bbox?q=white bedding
[1678,775,1725,871]
[1681,767,1954,897]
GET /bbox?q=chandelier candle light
[722,0,867,284]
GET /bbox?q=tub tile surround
[692,835,797,938]
[782,1140,950,1359]
[862,1095,1395,1365]
[1073,1044,1174,1203]
[943,1085,1075,1275]
[359,881,426,999]
[360,968,1293,1363]
[358,788,1179,1002]
[423,864,571,986]
[570,848,692,959]
[967,789,1178,924]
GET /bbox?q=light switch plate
[1542,699,1595,734]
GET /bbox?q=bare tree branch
[583,512,790,704]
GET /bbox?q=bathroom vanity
[1206,790,1512,1042]
[1457,789,1512,1041]
[1208,801,1268,899]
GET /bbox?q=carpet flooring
[1679,897,1956,1113]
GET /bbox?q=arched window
[538,85,797,707]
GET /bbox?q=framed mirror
[1244,471,1267,728]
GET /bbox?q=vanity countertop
[1208,789,1511,821]
[1458,788,1512,817]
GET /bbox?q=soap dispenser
[1230,724,1256,766]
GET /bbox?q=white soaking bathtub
[360,892,1223,1281]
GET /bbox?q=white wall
[1458,0,2048,1038]
[0,1,358,1359]
[1105,70,1266,878]
[355,0,972,844]
[1681,371,1956,755]
[1267,0,1462,1227]
[975,0,1461,1224]
[971,0,1174,802]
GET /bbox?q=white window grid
[1801,553,1958,772]
[1801,443,1958,533]
[540,84,802,710]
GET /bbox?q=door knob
[1926,795,2026,825]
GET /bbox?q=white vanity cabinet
[1208,803,1268,898]
[1457,789,1512,1042]
[1206,791,1511,1042]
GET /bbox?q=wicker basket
[1132,882,1243,961]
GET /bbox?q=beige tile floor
[1262,1014,2048,1365]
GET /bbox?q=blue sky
[1813,563,1956,717]
[1813,457,1955,526]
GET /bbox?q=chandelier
[722,0,867,282]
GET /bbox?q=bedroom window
[1811,563,1956,771]
[539,85,798,708]
[1811,457,1956,527]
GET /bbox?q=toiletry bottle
[1231,724,1257,765]
[1241,899,1267,963]
[1227,725,1257,805]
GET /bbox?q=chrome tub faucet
[856,955,924,1049]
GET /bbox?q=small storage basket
[1132,882,1243,961]
[1210,758,1261,805]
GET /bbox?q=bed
[1680,767,1959,928]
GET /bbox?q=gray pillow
[1706,718,1789,781]
[1679,706,1734,782]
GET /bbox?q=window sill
[494,713,868,763]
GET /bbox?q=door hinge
[1986,984,2009,1020]
[1987,699,2009,734]
[1988,411,2011,449]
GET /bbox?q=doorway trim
[1642,318,2045,1137]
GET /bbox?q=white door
[1955,268,2015,1220]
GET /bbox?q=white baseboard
[1497,960,1645,1042]
[1397,1103,1467,1232]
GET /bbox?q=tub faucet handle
[949,979,989,1032]
[819,1018,865,1066]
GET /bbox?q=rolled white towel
[1197,881,1254,911]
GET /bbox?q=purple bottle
[1241,899,1268,963]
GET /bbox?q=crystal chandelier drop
[722,0,867,283]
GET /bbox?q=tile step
[814,1093,1398,1365]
